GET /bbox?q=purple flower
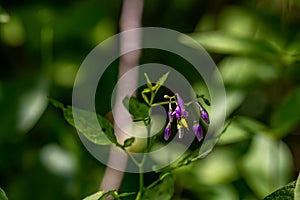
[200,108,210,124]
[164,123,171,141]
[173,93,188,119]
[194,101,210,124]
[168,110,174,122]
[176,93,186,110]
[163,93,193,141]
[174,106,181,119]
[193,122,203,141]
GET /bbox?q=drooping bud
[200,108,210,124]
[193,122,203,141]
[164,123,172,141]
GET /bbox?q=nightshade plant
[48,71,217,200]
[47,71,299,200]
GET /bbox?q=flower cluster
[164,93,210,142]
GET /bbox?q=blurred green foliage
[0,0,300,199]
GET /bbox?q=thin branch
[100,0,144,195]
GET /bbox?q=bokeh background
[1,0,300,199]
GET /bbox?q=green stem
[145,172,171,190]
[134,120,152,200]
[151,100,176,107]
[135,166,144,200]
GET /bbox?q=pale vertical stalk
[100,0,144,194]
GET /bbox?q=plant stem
[135,166,144,200]
[134,120,152,200]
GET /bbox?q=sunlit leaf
[240,133,293,198]
[65,106,117,145]
[141,174,174,200]
[82,190,104,200]
[50,99,117,145]
[184,31,276,58]
[220,57,278,86]
[218,119,250,145]
[123,96,149,121]
[194,148,239,185]
[0,187,8,200]
[264,181,296,200]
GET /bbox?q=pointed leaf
[141,174,174,200]
[82,191,104,200]
[65,106,117,145]
[0,188,8,200]
[144,73,152,89]
[155,71,170,89]
[264,181,296,200]
[50,100,117,145]
[123,96,149,121]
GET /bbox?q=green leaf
[183,31,276,58]
[141,174,174,200]
[123,96,150,121]
[123,137,135,148]
[295,173,300,200]
[82,191,104,200]
[0,188,8,200]
[50,100,117,145]
[271,87,300,138]
[264,181,296,200]
[219,57,278,87]
[155,71,170,89]
[218,118,250,145]
[65,106,117,145]
[144,73,152,89]
[240,133,293,198]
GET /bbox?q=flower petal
[164,123,172,141]
[200,109,210,124]
[193,122,203,141]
